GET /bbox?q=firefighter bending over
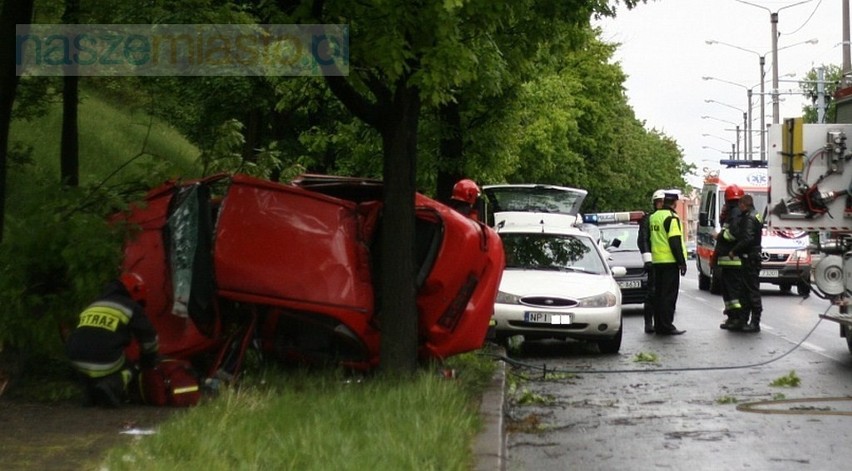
[66,272,159,407]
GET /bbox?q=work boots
[720,309,744,330]
[742,312,761,333]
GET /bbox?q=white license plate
[524,312,571,325]
[618,280,642,289]
[760,269,779,278]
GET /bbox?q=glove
[643,262,653,274]
[679,265,687,276]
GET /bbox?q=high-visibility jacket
[649,208,687,264]
[66,280,159,378]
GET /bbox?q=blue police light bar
[582,211,644,224]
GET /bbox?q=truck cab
[695,160,811,296]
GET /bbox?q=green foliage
[632,352,659,363]
[800,64,843,123]
[716,395,738,404]
[0,172,132,356]
[770,370,801,388]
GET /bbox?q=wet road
[503,270,852,470]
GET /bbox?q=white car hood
[498,269,616,299]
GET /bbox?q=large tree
[0,0,36,242]
[278,0,646,373]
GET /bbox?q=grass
[7,90,200,209]
[102,353,497,471]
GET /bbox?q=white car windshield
[501,233,607,274]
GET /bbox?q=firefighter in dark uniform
[649,192,687,335]
[730,194,763,332]
[716,185,745,330]
[638,189,665,333]
[66,272,159,407]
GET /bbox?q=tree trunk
[378,81,421,375]
[0,0,36,242]
[60,75,80,186]
[436,101,464,202]
[60,0,80,187]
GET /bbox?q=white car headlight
[495,291,521,305]
[576,292,617,308]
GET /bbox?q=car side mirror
[609,238,622,248]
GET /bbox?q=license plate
[524,312,571,325]
[618,280,642,289]
[759,269,779,278]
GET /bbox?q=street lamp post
[702,145,734,159]
[703,76,755,160]
[705,37,816,159]
[735,0,817,124]
[702,133,737,159]
[704,99,747,159]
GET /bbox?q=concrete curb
[474,352,506,471]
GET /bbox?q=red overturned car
[119,173,504,376]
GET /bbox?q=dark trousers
[742,258,762,322]
[652,263,680,332]
[643,267,656,325]
[720,266,745,321]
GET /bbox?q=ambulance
[695,160,811,296]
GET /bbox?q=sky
[595,0,843,186]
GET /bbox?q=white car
[482,184,626,353]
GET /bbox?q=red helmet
[725,185,745,202]
[120,272,148,304]
[451,179,480,205]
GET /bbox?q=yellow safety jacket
[649,209,686,263]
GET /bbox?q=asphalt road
[503,269,852,471]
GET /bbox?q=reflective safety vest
[649,209,685,263]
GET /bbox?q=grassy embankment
[8,91,498,470]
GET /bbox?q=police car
[578,211,648,305]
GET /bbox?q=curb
[474,351,506,471]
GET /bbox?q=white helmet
[651,189,666,204]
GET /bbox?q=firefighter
[66,272,159,407]
[716,185,745,330]
[731,194,763,333]
[449,178,481,220]
[638,189,666,333]
[649,191,687,335]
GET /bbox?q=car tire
[697,259,710,291]
[698,271,710,291]
[709,269,722,295]
[597,326,622,354]
[797,282,811,297]
[780,283,792,294]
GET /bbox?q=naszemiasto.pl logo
[16,24,349,77]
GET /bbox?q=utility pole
[844,0,851,84]
[771,12,780,124]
